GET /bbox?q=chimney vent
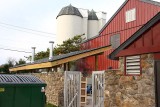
[49,41,54,59]
[31,47,36,63]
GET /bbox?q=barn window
[125,8,136,23]
[125,55,141,75]
[110,34,120,49]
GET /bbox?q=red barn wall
[82,0,160,71]
[117,21,160,57]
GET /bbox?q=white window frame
[125,55,141,75]
[125,8,136,23]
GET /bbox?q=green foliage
[29,35,83,60]
[15,58,26,65]
[7,58,15,67]
[54,35,83,55]
[0,67,3,72]
[0,58,15,73]
[0,63,11,74]
[35,48,49,60]
[0,58,26,74]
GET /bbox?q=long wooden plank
[116,46,160,57]
[10,46,111,72]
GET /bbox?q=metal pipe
[49,41,54,59]
[31,47,36,63]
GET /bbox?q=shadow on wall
[58,89,64,107]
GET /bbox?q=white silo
[56,4,83,45]
[88,10,99,39]
[96,11,107,31]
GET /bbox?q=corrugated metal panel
[81,0,160,71]
[0,75,44,84]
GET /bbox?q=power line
[0,25,55,38]
[0,44,30,52]
[0,37,52,46]
[0,47,31,53]
[0,22,56,36]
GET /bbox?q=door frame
[154,60,160,107]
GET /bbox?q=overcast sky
[0,0,159,65]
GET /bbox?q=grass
[45,103,57,107]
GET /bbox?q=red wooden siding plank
[117,46,160,57]
[81,0,160,71]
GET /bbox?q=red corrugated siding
[126,22,160,50]
[81,0,160,71]
[117,21,160,56]
[102,0,160,35]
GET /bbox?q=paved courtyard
[85,96,92,107]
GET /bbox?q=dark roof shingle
[12,46,108,68]
[88,10,98,20]
[57,4,83,18]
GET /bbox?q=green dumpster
[0,74,46,107]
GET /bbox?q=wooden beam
[10,46,111,72]
[66,63,69,71]
[116,46,160,57]
[95,55,98,71]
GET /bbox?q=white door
[92,71,105,107]
[64,71,81,107]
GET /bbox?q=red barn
[81,0,160,71]
[109,12,160,106]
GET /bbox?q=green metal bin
[0,74,46,107]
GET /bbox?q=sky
[0,0,159,65]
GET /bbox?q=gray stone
[104,54,155,107]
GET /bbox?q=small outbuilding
[0,75,46,107]
[109,12,160,107]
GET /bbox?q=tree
[3,64,10,73]
[0,58,26,74]
[0,58,15,74]
[0,66,4,73]
[54,35,83,55]
[7,57,15,67]
[27,35,84,60]
[0,64,9,74]
[34,48,49,60]
[16,58,26,65]
[24,35,91,75]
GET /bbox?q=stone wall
[25,54,155,107]
[32,72,64,106]
[104,54,155,107]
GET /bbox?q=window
[125,8,136,23]
[110,34,120,49]
[125,55,141,75]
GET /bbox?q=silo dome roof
[88,10,98,20]
[57,4,83,18]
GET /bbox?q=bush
[45,103,57,107]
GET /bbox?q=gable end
[99,0,129,34]
[99,0,160,34]
[109,12,160,60]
